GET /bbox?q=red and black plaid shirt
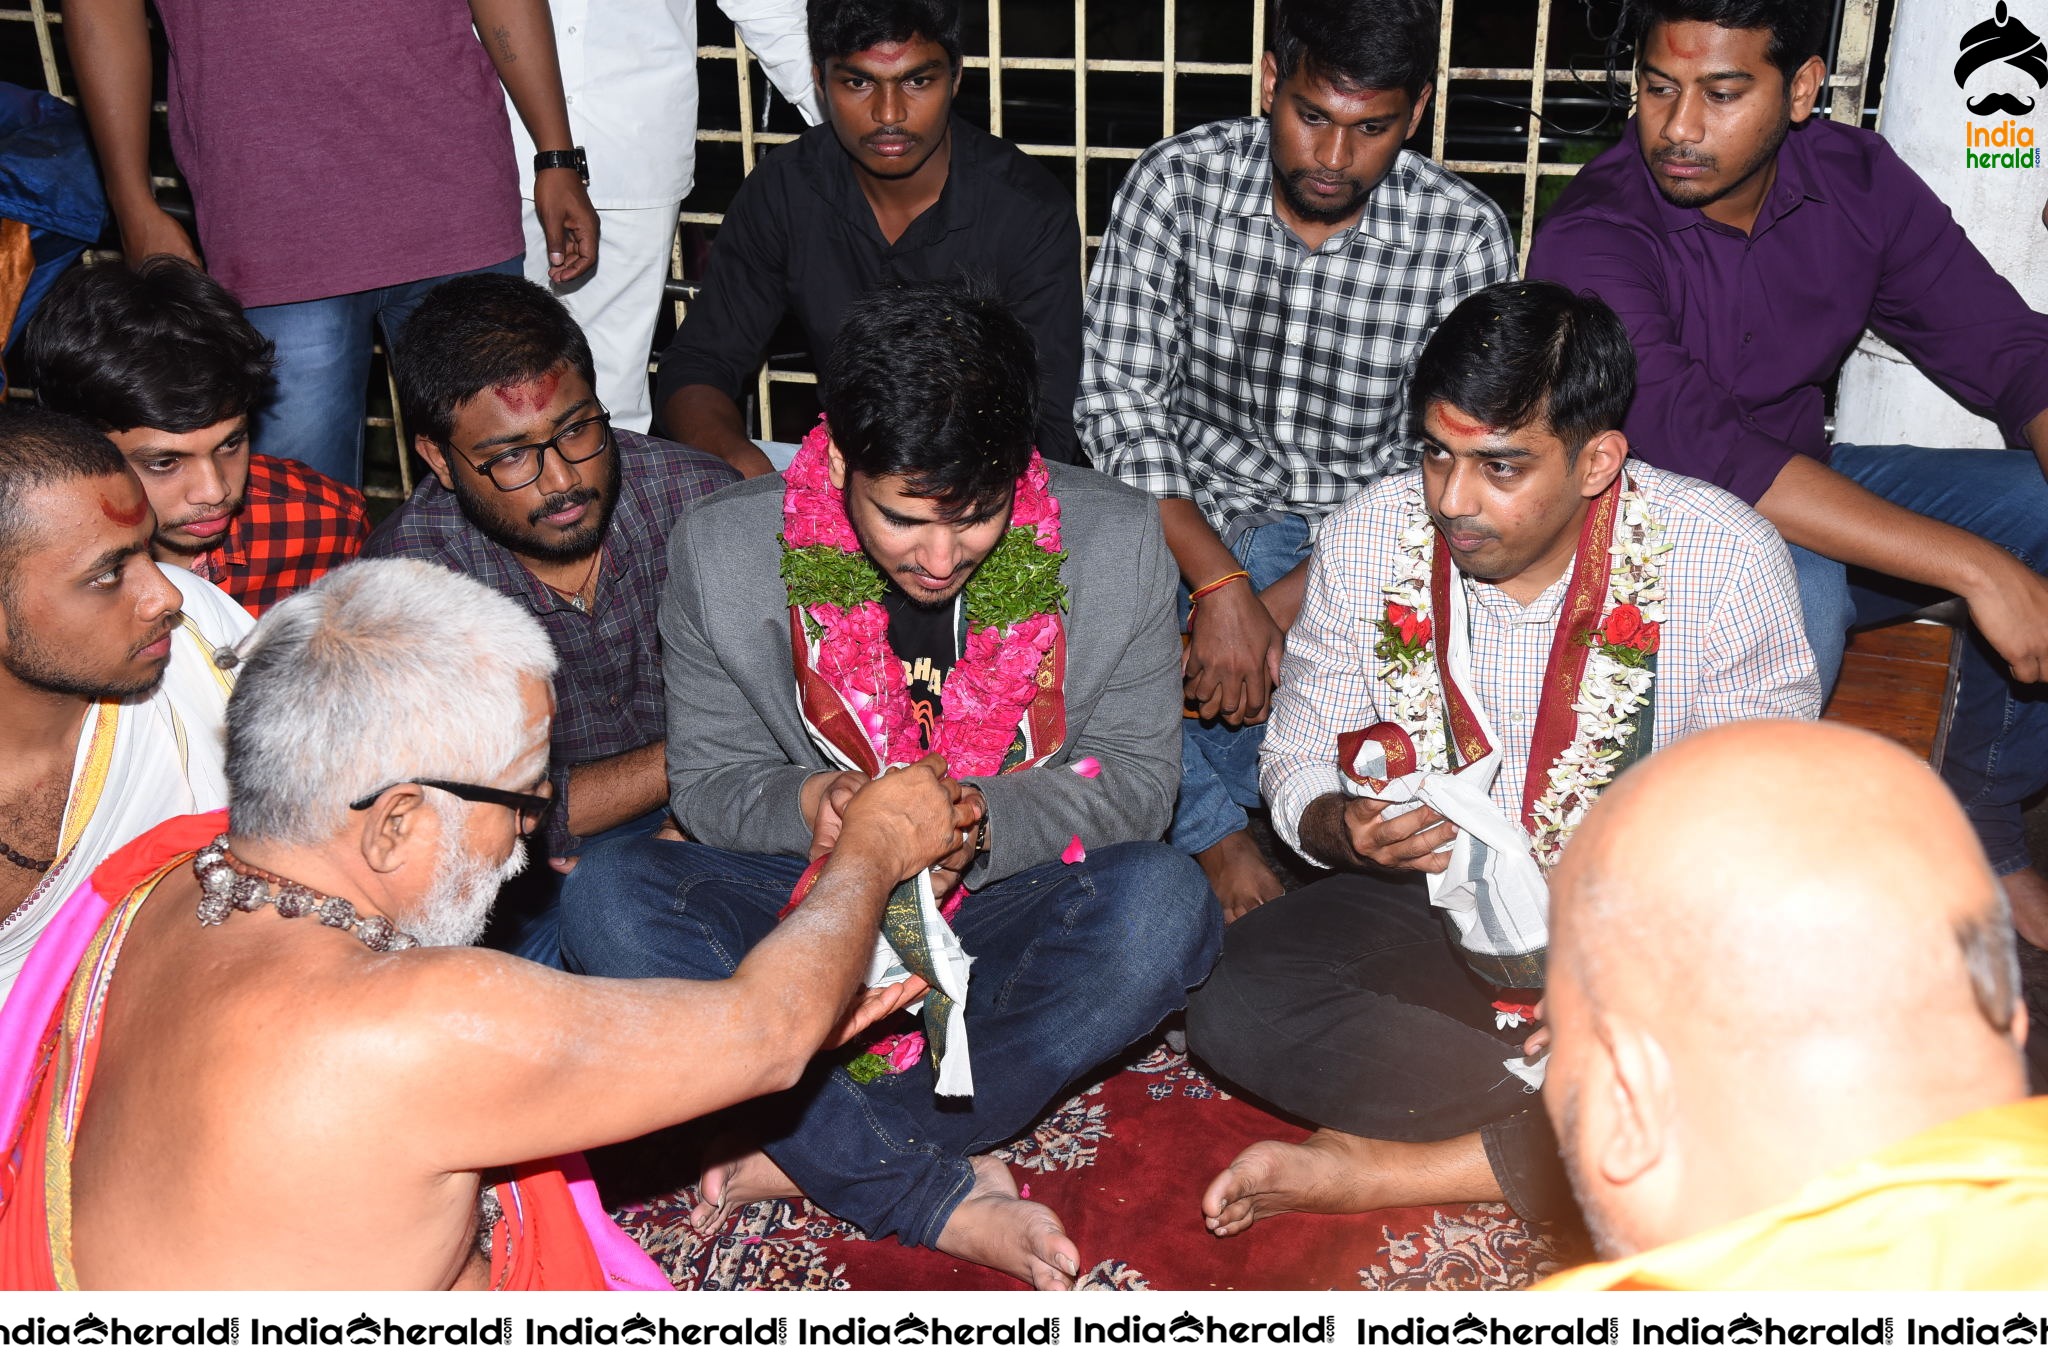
[188,453,367,615]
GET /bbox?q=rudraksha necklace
[192,834,417,952]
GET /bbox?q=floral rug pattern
[608,1041,1584,1292]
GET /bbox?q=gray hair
[225,559,558,845]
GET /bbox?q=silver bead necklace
[192,835,418,952]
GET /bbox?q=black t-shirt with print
[883,587,960,748]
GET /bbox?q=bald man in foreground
[1538,721,2048,1290]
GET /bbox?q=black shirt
[656,117,1084,464]
[883,587,960,748]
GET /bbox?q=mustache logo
[1968,90,2037,114]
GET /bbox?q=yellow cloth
[1537,1097,2048,1290]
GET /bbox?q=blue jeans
[1172,515,1315,855]
[482,808,671,970]
[244,254,523,487]
[557,838,1221,1245]
[1789,443,2048,874]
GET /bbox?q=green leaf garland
[781,527,1067,634]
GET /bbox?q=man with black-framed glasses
[0,557,966,1290]
[366,274,737,965]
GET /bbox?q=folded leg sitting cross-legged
[1185,871,1570,1231]
[560,836,1218,1286]
[564,279,1226,1287]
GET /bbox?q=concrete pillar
[1833,0,2048,449]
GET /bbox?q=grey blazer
[660,463,1181,886]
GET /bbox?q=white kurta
[0,568,250,1007]
[508,0,822,430]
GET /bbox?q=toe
[1200,1164,1242,1219]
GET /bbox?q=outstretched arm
[388,757,966,1173]
[1754,455,2048,685]
[654,174,791,474]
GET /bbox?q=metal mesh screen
[2,0,1887,488]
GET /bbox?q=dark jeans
[557,837,1222,1245]
[1789,442,2048,875]
[1184,871,1570,1221]
[483,808,671,970]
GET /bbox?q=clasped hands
[1181,575,1289,725]
[802,756,987,899]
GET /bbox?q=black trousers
[1185,870,1572,1221]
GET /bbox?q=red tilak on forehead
[1430,401,1492,438]
[493,369,562,415]
[857,40,918,64]
[100,495,147,527]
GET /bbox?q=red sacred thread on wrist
[1185,569,1251,630]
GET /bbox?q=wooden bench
[1818,599,1968,766]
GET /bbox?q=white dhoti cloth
[1341,567,1550,1086]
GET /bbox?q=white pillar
[1833,0,2048,449]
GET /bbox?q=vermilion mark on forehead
[100,495,147,527]
[1430,401,1492,438]
[1663,29,1702,59]
[493,368,562,415]
[845,39,934,72]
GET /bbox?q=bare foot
[934,1155,1081,1290]
[2004,867,2048,950]
[689,1137,800,1235]
[1196,829,1285,923]
[1200,1129,1500,1237]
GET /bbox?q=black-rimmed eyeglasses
[348,778,556,835]
[452,410,613,492]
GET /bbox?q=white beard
[408,833,530,949]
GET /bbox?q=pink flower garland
[783,422,1064,781]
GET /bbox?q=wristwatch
[533,147,589,186]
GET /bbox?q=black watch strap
[534,146,589,186]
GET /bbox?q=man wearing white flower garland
[1186,281,1821,1231]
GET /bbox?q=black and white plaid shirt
[1078,118,1514,542]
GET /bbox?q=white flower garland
[1376,482,1673,868]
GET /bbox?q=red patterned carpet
[600,1039,1588,1291]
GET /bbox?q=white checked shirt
[1262,462,1823,861]
[1078,118,1515,543]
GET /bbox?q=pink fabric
[0,862,127,1151]
[149,0,522,306]
[0,814,669,1291]
[558,1151,672,1291]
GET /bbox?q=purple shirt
[152,0,523,307]
[1527,118,2048,505]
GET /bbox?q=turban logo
[1956,1,2047,116]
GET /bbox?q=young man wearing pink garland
[557,281,1220,1290]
